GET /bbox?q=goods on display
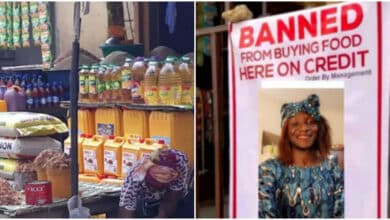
[67,109,95,136]
[0,3,7,49]
[103,135,124,177]
[95,108,122,137]
[122,110,149,140]
[121,137,140,177]
[0,158,30,179]
[0,136,61,159]
[64,133,85,173]
[0,112,67,137]
[82,135,105,176]
[12,3,21,48]
[21,2,30,48]
[13,162,36,190]
[0,177,21,205]
[4,86,25,111]
[25,181,52,205]
[78,55,194,106]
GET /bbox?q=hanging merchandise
[0,3,7,49]
[12,2,22,48]
[21,2,30,48]
[38,2,52,70]
[30,2,40,46]
[6,2,14,49]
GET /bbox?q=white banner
[228,2,389,218]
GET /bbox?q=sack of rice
[0,112,68,137]
[0,136,61,159]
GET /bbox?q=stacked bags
[0,112,67,180]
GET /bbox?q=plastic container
[139,138,157,160]
[149,111,194,165]
[170,57,182,105]
[95,108,122,137]
[179,56,194,105]
[103,136,124,177]
[64,134,86,173]
[46,168,71,198]
[4,86,26,111]
[158,58,174,105]
[68,109,95,136]
[97,65,106,103]
[79,65,89,102]
[144,61,159,105]
[82,135,105,175]
[122,110,149,139]
[88,64,99,102]
[79,174,101,183]
[103,65,113,103]
[131,57,146,104]
[121,137,140,178]
[120,58,133,103]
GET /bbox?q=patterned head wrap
[280,94,321,127]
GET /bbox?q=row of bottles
[64,134,168,178]
[79,55,194,106]
[0,73,66,110]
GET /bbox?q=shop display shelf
[60,101,194,112]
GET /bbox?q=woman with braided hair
[258,94,344,218]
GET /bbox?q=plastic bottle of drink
[79,65,89,102]
[45,82,52,107]
[120,58,133,103]
[38,82,47,108]
[58,81,65,101]
[97,65,106,102]
[170,57,182,105]
[25,84,33,110]
[158,57,175,105]
[104,65,113,103]
[179,56,194,105]
[52,81,60,106]
[111,65,122,102]
[32,83,40,108]
[131,57,146,104]
[144,60,160,105]
[88,64,99,102]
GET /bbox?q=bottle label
[97,81,105,93]
[122,152,137,176]
[159,85,172,105]
[105,81,112,90]
[64,143,70,156]
[89,76,97,94]
[104,150,118,173]
[26,97,34,105]
[53,96,59,104]
[97,123,114,137]
[144,86,158,105]
[121,69,132,89]
[47,96,53,104]
[83,149,98,172]
[112,81,121,90]
[80,75,88,95]
[181,85,193,105]
[172,85,182,105]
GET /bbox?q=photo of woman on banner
[258,94,344,218]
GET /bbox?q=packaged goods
[0,178,21,205]
[95,108,122,137]
[88,64,98,102]
[120,58,133,102]
[103,136,124,177]
[131,57,146,104]
[33,148,62,180]
[64,134,85,173]
[179,56,194,105]
[4,86,26,111]
[122,110,149,139]
[83,135,105,175]
[0,158,21,179]
[144,61,159,105]
[103,65,113,102]
[121,137,140,178]
[25,181,52,205]
[0,112,68,137]
[149,111,194,165]
[13,162,37,190]
[0,136,61,159]
[68,109,95,136]
[45,152,71,198]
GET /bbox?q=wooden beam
[211,32,224,218]
[196,25,228,37]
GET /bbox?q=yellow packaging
[122,110,149,139]
[67,109,95,136]
[149,111,194,165]
[95,108,122,137]
[47,168,71,198]
[82,135,105,175]
[64,134,85,173]
[121,138,140,178]
[104,136,124,177]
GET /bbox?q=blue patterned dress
[258,158,344,218]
